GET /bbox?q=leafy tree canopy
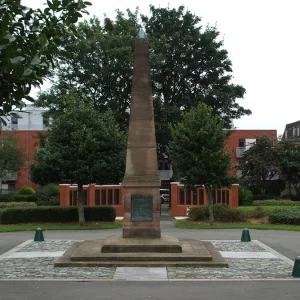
[240,135,278,194]
[0,0,91,114]
[36,5,251,156]
[169,103,234,224]
[0,131,24,187]
[30,93,126,224]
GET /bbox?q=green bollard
[292,256,300,277]
[34,228,44,242]
[241,228,251,242]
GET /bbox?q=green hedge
[189,204,246,222]
[269,207,300,225]
[253,200,300,206]
[11,194,37,202]
[0,206,116,224]
[0,202,36,209]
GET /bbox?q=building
[283,120,300,140]
[225,129,277,177]
[0,105,49,191]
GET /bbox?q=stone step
[71,252,212,262]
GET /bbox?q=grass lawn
[174,219,300,231]
[0,222,122,232]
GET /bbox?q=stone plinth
[55,238,228,268]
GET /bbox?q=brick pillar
[230,184,239,207]
[59,184,70,206]
[203,186,208,206]
[89,184,95,206]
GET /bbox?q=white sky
[23,0,300,135]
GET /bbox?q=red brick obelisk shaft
[122,35,161,238]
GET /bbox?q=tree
[0,0,91,115]
[240,135,278,195]
[169,103,233,225]
[30,94,126,225]
[36,5,251,156]
[0,131,24,192]
[277,139,300,196]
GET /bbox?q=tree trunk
[77,183,85,226]
[206,186,214,225]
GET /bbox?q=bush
[246,206,269,219]
[12,194,37,203]
[213,204,246,222]
[0,193,15,203]
[18,186,35,195]
[269,207,300,225]
[0,202,36,209]
[239,186,254,206]
[253,200,300,206]
[35,184,60,206]
[189,204,246,222]
[0,206,116,224]
[189,206,208,221]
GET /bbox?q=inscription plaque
[131,194,153,221]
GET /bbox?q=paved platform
[0,238,297,281]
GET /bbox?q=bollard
[34,228,44,242]
[292,256,300,277]
[241,228,251,242]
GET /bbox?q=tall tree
[240,135,278,195]
[36,6,251,156]
[277,139,300,196]
[0,0,91,114]
[169,103,233,225]
[30,94,126,225]
[0,131,24,192]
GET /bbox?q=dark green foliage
[35,183,60,206]
[188,204,245,222]
[0,0,91,113]
[18,186,35,195]
[0,193,14,202]
[253,200,300,206]
[36,6,250,156]
[241,135,278,195]
[189,206,208,221]
[0,206,116,224]
[269,208,300,225]
[11,194,37,202]
[246,207,268,219]
[238,186,254,206]
[0,132,24,181]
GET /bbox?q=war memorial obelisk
[122,29,161,238]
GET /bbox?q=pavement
[0,209,300,300]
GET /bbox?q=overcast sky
[23,0,300,135]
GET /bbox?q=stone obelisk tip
[136,28,147,39]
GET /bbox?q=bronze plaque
[131,194,153,221]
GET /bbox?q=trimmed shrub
[253,200,300,206]
[18,186,35,195]
[246,206,269,219]
[189,206,208,221]
[0,193,15,203]
[213,204,246,222]
[12,194,37,203]
[269,208,300,225]
[0,206,116,224]
[35,184,60,206]
[0,202,36,209]
[189,204,246,222]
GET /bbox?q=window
[179,189,185,204]
[101,189,106,205]
[239,139,245,147]
[293,127,296,136]
[114,189,120,205]
[108,189,113,205]
[43,115,50,128]
[95,190,100,205]
[11,115,18,125]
